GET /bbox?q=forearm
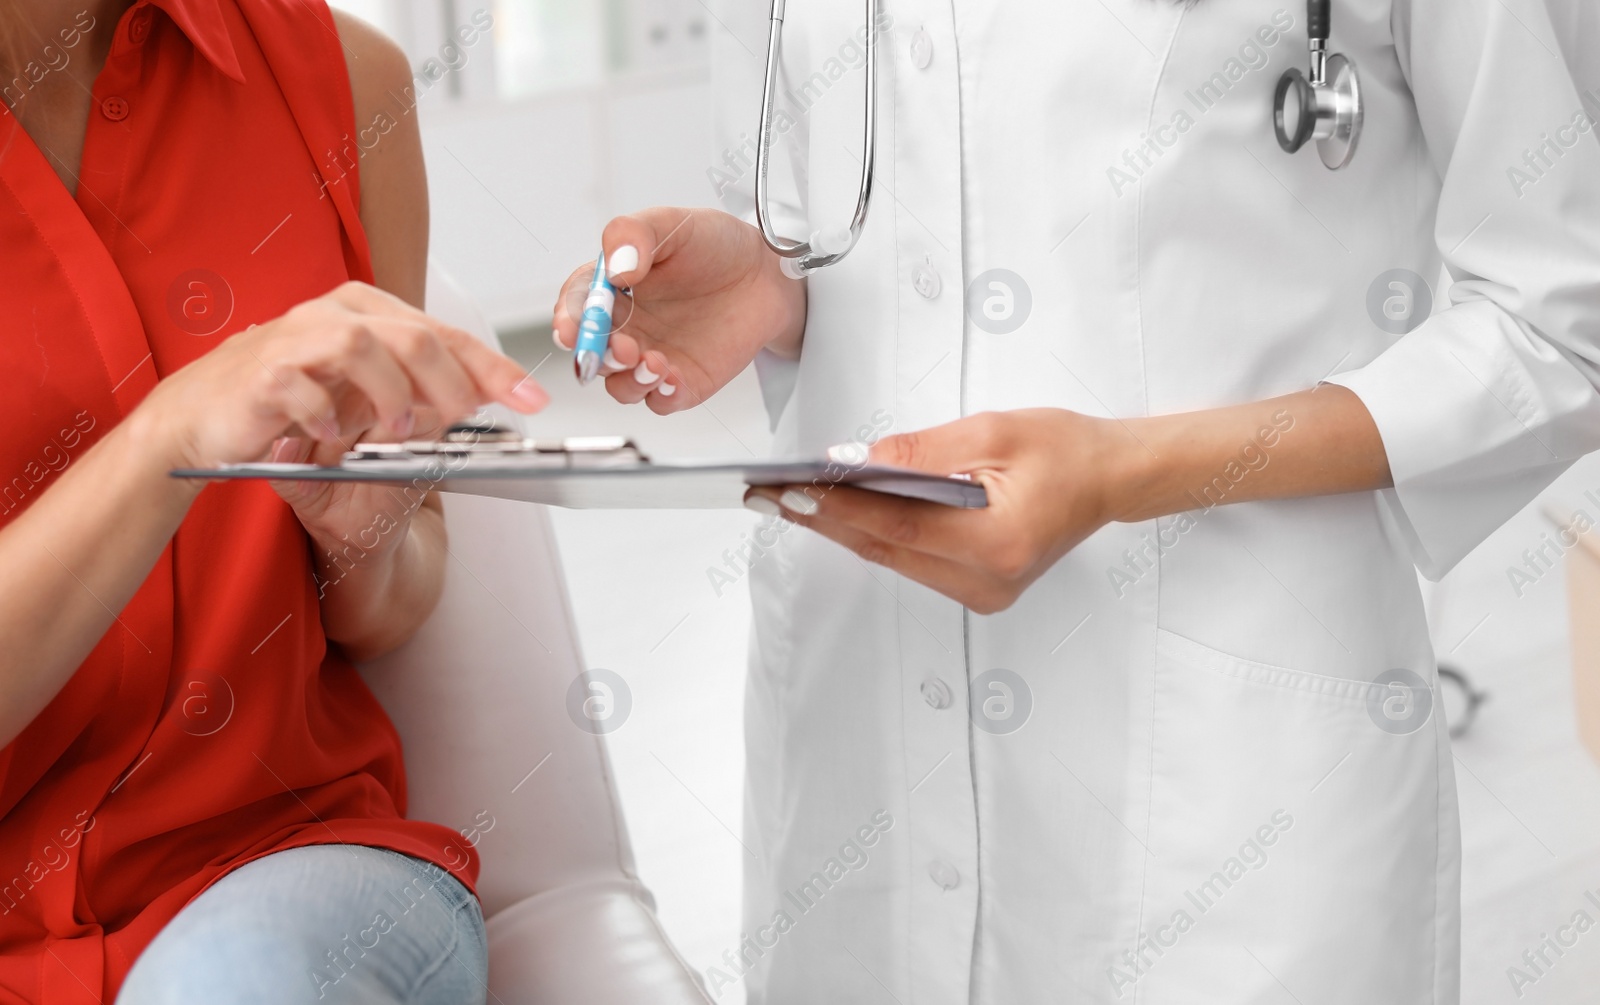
[314,495,447,663]
[1106,384,1392,524]
[0,410,202,747]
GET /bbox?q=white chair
[356,266,711,1003]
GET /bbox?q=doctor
[555,0,1600,1000]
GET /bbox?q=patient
[0,1,546,1000]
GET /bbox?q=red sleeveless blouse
[0,1,478,999]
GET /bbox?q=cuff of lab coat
[1325,303,1581,579]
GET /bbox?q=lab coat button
[920,678,952,710]
[910,30,934,70]
[927,860,960,890]
[101,97,130,122]
[912,262,942,300]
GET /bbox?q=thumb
[855,415,1005,475]
[600,207,697,288]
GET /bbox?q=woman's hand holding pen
[552,208,806,413]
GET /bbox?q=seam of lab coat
[885,28,912,997]
[1428,720,1444,1005]
[893,574,913,1003]
[962,605,981,1004]
[1130,11,1188,1001]
[944,4,987,996]
[873,15,920,997]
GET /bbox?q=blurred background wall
[334,0,718,327]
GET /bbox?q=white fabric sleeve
[1325,0,1600,578]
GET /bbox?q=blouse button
[912,260,942,300]
[101,97,130,122]
[128,10,153,44]
[920,678,952,710]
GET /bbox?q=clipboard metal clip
[345,420,650,469]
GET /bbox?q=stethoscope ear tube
[1273,68,1317,154]
[755,0,880,278]
[1307,0,1331,45]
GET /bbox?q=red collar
[144,0,246,83]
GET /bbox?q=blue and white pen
[573,252,615,384]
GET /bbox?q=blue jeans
[117,845,488,1004]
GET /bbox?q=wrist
[305,514,404,573]
[317,504,445,659]
[1093,414,1169,526]
[310,494,439,578]
[119,404,208,502]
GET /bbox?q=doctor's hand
[744,389,1393,614]
[745,410,1128,615]
[552,208,807,412]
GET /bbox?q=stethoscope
[756,0,881,279]
[1273,0,1364,169]
[756,0,1363,278]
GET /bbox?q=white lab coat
[709,0,1600,1002]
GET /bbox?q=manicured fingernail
[602,349,624,372]
[395,410,415,439]
[607,245,640,279]
[511,376,548,409]
[827,441,870,467]
[744,494,783,517]
[634,361,660,385]
[779,489,818,516]
[658,382,677,397]
[270,438,295,463]
[553,326,568,349]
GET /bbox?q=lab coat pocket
[1131,628,1445,1005]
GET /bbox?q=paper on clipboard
[169,425,988,511]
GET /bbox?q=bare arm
[310,12,445,662]
[0,414,204,748]
[1108,384,1391,522]
[334,9,429,309]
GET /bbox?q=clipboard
[169,422,989,510]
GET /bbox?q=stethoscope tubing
[760,0,1359,279]
[756,0,880,276]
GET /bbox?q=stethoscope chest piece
[1274,0,1364,171]
[1316,53,1363,170]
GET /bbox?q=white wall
[419,69,719,328]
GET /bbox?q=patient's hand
[145,280,548,659]
[150,281,545,468]
[552,208,807,414]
